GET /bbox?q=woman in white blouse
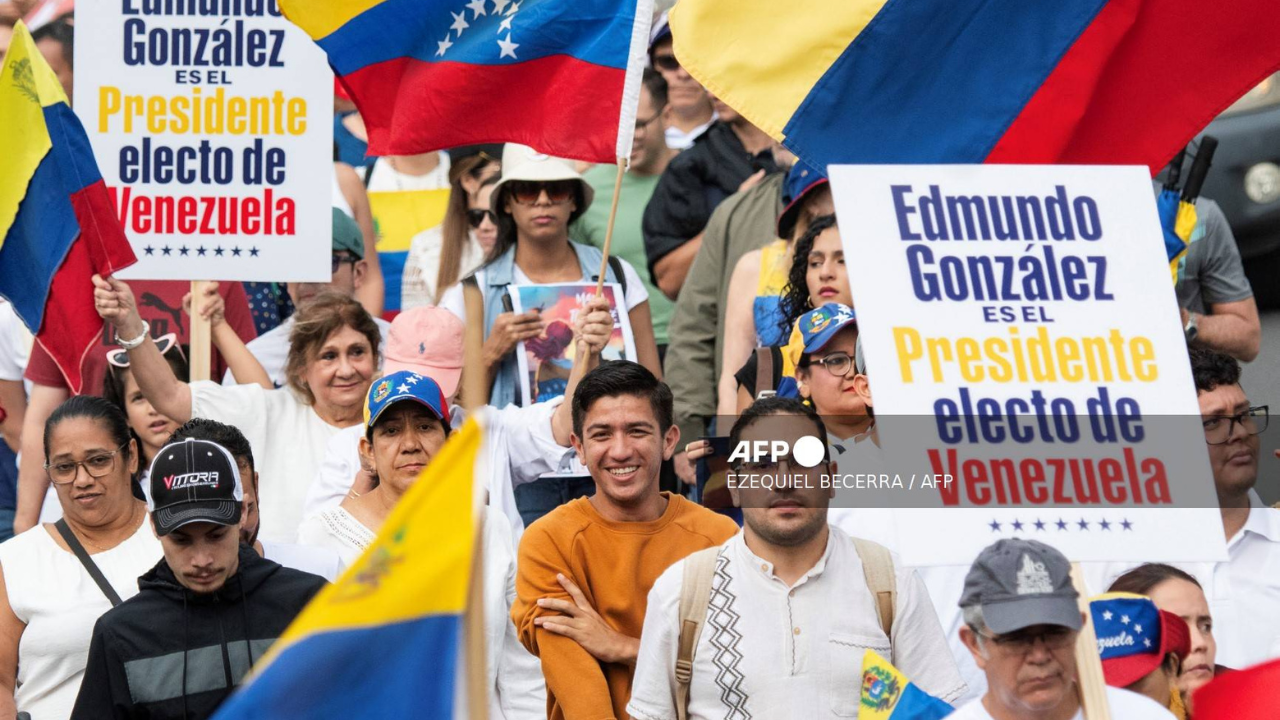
[0,397,161,719]
[92,275,380,544]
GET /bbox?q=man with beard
[627,398,964,719]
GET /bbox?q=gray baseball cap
[959,538,1082,634]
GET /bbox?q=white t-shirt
[945,685,1174,719]
[362,153,451,192]
[221,315,392,388]
[0,520,161,720]
[304,401,577,546]
[296,506,373,568]
[259,539,344,583]
[401,226,486,310]
[627,527,966,720]
[190,381,347,543]
[665,113,717,151]
[0,300,32,387]
[436,255,650,325]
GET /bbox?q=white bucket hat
[491,143,595,213]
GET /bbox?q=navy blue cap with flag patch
[364,370,451,438]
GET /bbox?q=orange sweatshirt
[512,492,739,720]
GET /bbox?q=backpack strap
[55,519,123,607]
[852,537,896,640]
[675,546,720,720]
[361,155,378,188]
[606,255,629,298]
[754,346,774,399]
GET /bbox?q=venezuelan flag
[213,418,482,719]
[860,650,953,720]
[280,0,654,163]
[669,0,1280,174]
[0,21,136,393]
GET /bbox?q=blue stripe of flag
[782,0,1108,166]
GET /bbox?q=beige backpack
[673,537,896,720]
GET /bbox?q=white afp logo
[728,435,826,468]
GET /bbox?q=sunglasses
[652,53,680,72]
[508,181,576,205]
[467,209,498,228]
[106,333,182,368]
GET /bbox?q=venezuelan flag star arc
[213,417,484,720]
[282,0,654,163]
[670,0,1280,174]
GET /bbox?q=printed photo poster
[828,164,1228,567]
[74,1,333,281]
[509,283,637,406]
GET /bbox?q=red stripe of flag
[988,0,1280,171]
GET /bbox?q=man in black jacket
[71,438,325,720]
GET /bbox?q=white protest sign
[74,0,333,281]
[829,165,1227,566]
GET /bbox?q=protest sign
[509,283,636,406]
[74,0,333,282]
[829,165,1228,566]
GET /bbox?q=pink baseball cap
[383,307,464,397]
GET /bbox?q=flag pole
[1070,563,1112,719]
[188,281,212,381]
[461,279,488,720]
[594,158,628,297]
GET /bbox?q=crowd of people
[1,4,1279,719]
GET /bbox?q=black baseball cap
[146,438,243,536]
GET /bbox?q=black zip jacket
[71,544,326,720]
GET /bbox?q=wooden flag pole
[1070,563,1112,720]
[461,278,488,720]
[593,159,628,297]
[188,281,212,381]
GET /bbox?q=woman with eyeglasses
[0,397,160,719]
[93,275,379,545]
[402,152,502,308]
[438,143,661,408]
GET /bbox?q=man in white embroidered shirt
[628,398,965,719]
[950,539,1174,719]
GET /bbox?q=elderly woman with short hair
[93,275,380,543]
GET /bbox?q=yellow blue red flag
[0,21,136,393]
[669,0,1280,174]
[860,650,953,720]
[212,417,481,719]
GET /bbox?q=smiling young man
[629,398,965,719]
[71,438,325,719]
[511,361,738,720]
[953,539,1173,720]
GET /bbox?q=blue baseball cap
[777,159,829,238]
[797,303,857,355]
[364,370,451,437]
[648,10,672,54]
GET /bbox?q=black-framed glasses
[976,627,1075,654]
[652,54,680,72]
[1203,405,1269,445]
[730,455,828,475]
[332,253,359,274]
[45,442,129,485]
[635,112,663,132]
[509,181,576,205]
[807,352,855,378]
[107,333,181,368]
[467,209,498,228]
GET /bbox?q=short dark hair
[32,19,74,68]
[572,361,672,437]
[167,418,256,487]
[641,68,668,111]
[1107,563,1203,595]
[1189,346,1241,394]
[44,396,132,463]
[729,397,830,465]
